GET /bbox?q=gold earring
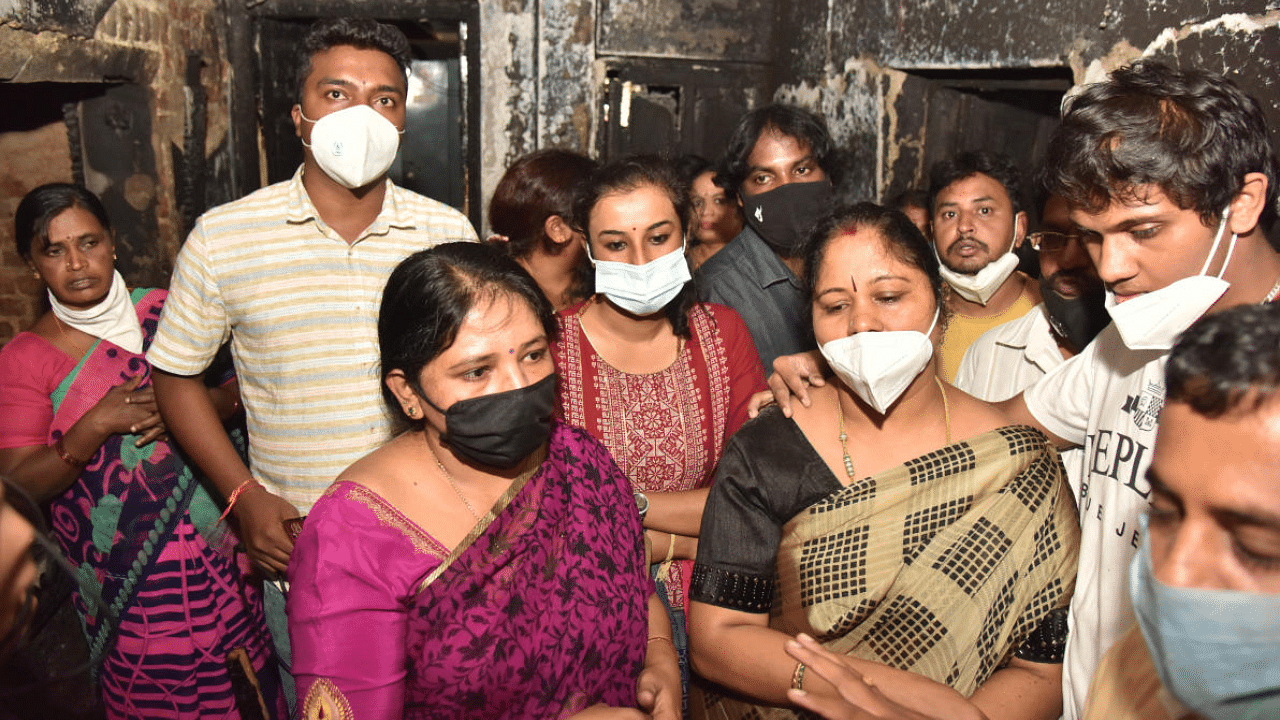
[405,406,417,417]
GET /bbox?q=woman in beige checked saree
[687,203,1080,720]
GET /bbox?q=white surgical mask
[299,104,403,189]
[1131,517,1280,720]
[588,239,691,317]
[820,308,939,415]
[937,218,1022,305]
[1105,208,1235,351]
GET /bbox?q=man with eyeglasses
[954,194,1108,403]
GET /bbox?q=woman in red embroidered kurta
[553,156,766,700]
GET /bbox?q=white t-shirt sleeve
[1023,331,1100,447]
[147,221,229,376]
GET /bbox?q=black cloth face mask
[421,373,557,468]
[1039,276,1110,353]
[741,179,833,255]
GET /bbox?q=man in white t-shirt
[1000,61,1280,720]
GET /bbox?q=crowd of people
[1,13,1277,720]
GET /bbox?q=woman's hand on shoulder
[785,634,988,720]
[88,374,167,446]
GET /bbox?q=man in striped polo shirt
[149,18,477,578]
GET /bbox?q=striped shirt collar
[284,165,419,236]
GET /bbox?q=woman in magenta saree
[0,184,277,718]
[288,242,680,720]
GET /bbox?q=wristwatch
[634,491,649,523]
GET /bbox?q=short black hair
[1043,60,1279,227]
[885,188,931,214]
[801,202,948,324]
[718,104,844,193]
[14,183,111,261]
[295,17,412,101]
[1166,302,1280,418]
[569,154,698,338]
[928,151,1025,214]
[378,242,557,429]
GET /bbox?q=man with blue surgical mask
[696,104,841,370]
[147,17,477,712]
[1082,302,1280,720]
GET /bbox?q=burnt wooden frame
[225,0,482,228]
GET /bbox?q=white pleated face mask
[937,217,1021,305]
[299,104,403,189]
[1105,208,1236,351]
[820,308,939,415]
[587,238,691,317]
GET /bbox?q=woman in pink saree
[287,242,680,720]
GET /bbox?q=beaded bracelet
[791,662,806,691]
[53,436,88,469]
[216,478,262,524]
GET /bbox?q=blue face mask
[1130,516,1280,720]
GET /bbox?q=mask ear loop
[1199,208,1237,278]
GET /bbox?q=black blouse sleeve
[690,407,840,613]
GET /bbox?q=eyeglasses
[1028,231,1085,254]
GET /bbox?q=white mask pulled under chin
[820,308,939,415]
[1105,208,1236,351]
[299,104,403,189]
[937,219,1022,305]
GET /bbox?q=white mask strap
[1199,207,1235,278]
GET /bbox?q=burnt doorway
[231,2,480,227]
[883,67,1073,220]
[598,58,768,164]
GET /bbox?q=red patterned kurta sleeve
[706,304,767,438]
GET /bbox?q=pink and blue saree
[0,288,277,718]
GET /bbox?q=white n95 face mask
[1105,208,1236,351]
[937,218,1022,305]
[588,239,692,317]
[300,104,403,189]
[820,308,939,415]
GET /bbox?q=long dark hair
[378,242,558,428]
[14,183,111,261]
[569,154,699,338]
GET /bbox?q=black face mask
[422,373,557,468]
[742,179,833,255]
[1040,276,1110,352]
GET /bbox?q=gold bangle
[53,436,88,469]
[663,532,676,564]
[647,635,674,647]
[791,662,806,691]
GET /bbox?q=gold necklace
[52,314,92,357]
[426,438,480,520]
[838,376,953,482]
